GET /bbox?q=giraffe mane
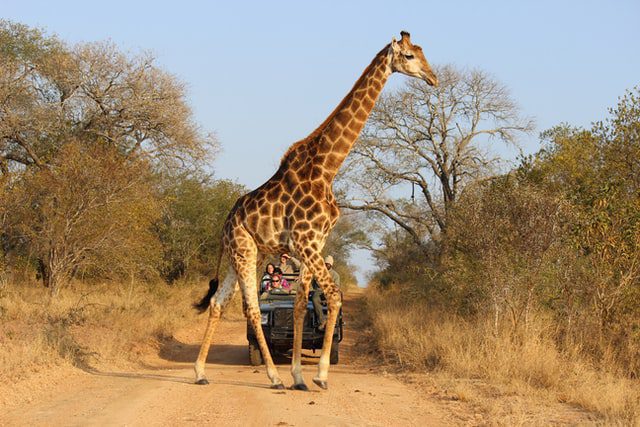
[279,44,391,165]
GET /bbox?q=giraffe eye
[404,54,415,60]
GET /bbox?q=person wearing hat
[312,255,341,330]
[277,252,300,276]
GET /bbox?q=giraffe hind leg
[194,269,238,384]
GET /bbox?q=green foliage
[157,174,245,283]
[323,215,369,289]
[444,176,571,320]
[4,142,161,292]
[596,87,640,192]
[528,89,640,336]
[446,87,640,374]
[369,84,640,377]
[0,21,232,294]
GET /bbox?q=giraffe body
[194,31,437,389]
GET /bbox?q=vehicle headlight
[261,313,269,325]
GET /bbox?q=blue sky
[4,0,639,282]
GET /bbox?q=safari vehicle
[246,282,343,366]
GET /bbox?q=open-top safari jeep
[246,273,343,366]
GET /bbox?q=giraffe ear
[391,37,400,52]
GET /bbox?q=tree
[5,142,161,295]
[445,176,570,329]
[0,20,221,293]
[596,86,640,192]
[338,65,533,259]
[0,20,66,171]
[157,175,246,283]
[531,88,640,333]
[0,20,215,176]
[0,183,8,276]
[322,214,369,289]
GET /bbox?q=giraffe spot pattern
[195,44,397,386]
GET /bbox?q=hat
[280,253,290,259]
[324,255,334,266]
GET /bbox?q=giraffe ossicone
[193,31,437,390]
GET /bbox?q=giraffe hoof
[313,378,328,390]
[291,383,309,391]
[195,378,209,385]
[271,383,286,390]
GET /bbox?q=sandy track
[1,294,451,426]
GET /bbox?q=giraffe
[193,31,437,390]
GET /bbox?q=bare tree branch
[338,65,534,256]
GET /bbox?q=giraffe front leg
[297,250,339,390]
[290,266,312,390]
[313,290,341,390]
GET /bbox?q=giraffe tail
[193,278,219,314]
[193,230,226,314]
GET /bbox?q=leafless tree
[338,65,534,257]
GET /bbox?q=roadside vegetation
[0,280,200,379]
[347,69,640,423]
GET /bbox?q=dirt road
[1,294,455,426]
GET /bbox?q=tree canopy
[0,21,231,293]
[0,19,215,176]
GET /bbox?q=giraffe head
[390,31,438,86]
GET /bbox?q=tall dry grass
[0,278,241,384]
[365,287,640,424]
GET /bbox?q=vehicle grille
[272,308,311,328]
[273,308,294,328]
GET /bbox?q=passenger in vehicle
[277,253,300,276]
[312,255,341,330]
[268,270,291,292]
[260,263,275,292]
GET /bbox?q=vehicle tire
[330,342,339,365]
[249,339,263,366]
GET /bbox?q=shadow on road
[82,368,193,384]
[81,367,275,389]
[158,336,249,365]
[157,336,320,366]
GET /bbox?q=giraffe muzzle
[422,71,438,87]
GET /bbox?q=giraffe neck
[282,45,392,182]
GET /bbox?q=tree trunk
[38,256,63,297]
[37,258,50,288]
[47,268,61,297]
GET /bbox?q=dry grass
[365,287,640,424]
[0,278,236,384]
